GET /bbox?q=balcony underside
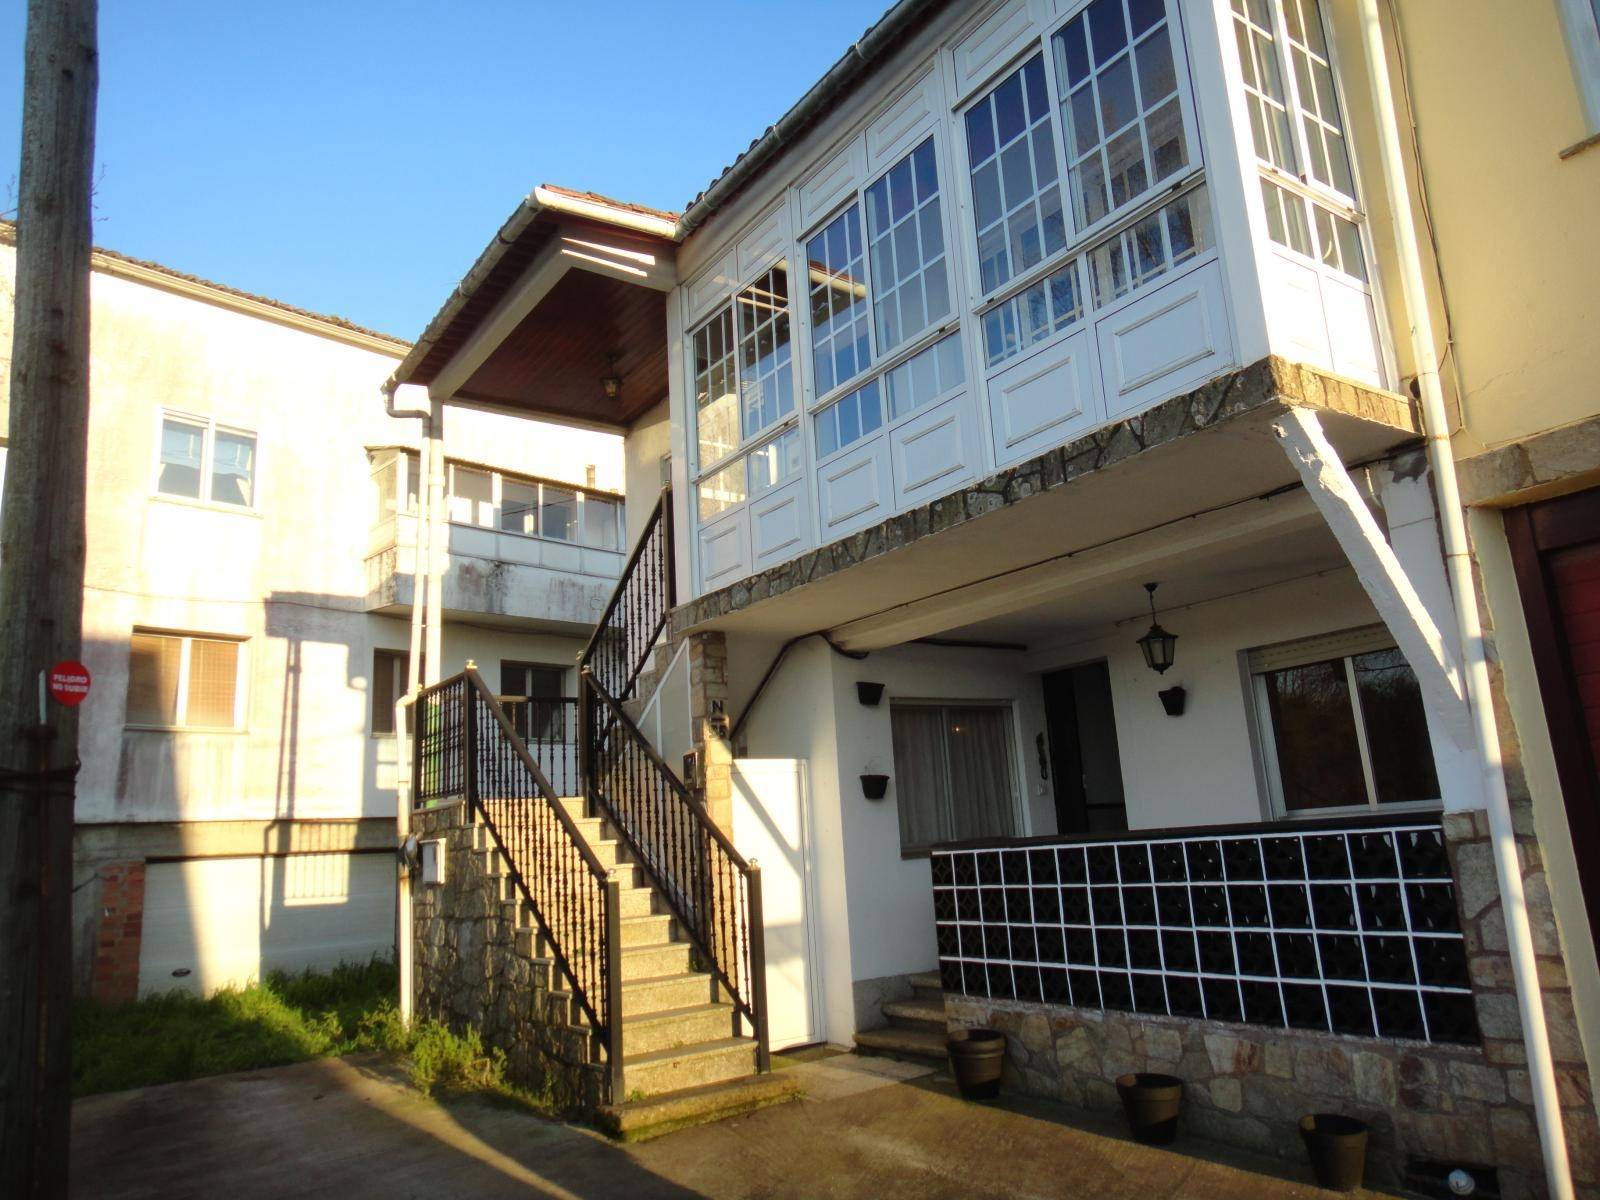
[672,357,1420,648]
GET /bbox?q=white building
[0,222,627,1001]
[388,1,1600,1189]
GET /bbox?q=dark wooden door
[1506,487,1600,962]
[1042,661,1128,834]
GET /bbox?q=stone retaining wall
[411,804,603,1111]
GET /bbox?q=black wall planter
[856,681,886,706]
[860,773,890,800]
[1158,685,1186,716]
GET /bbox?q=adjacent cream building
[0,222,627,1001]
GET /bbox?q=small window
[1250,627,1441,814]
[813,377,884,459]
[448,466,494,528]
[805,206,873,397]
[736,262,795,438]
[582,495,621,551]
[157,415,255,508]
[127,631,242,729]
[864,138,951,353]
[540,486,577,541]
[372,648,412,735]
[890,703,1019,856]
[502,662,567,743]
[500,479,538,535]
[693,307,740,468]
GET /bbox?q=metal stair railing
[414,667,625,1100]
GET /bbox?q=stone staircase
[852,971,949,1066]
[475,794,798,1134]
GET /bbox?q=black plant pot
[856,681,886,706]
[1300,1113,1368,1192]
[948,1028,1005,1100]
[860,773,890,800]
[1116,1073,1183,1145]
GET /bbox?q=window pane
[737,262,794,439]
[500,479,538,535]
[1087,186,1211,306]
[966,54,1065,297]
[697,458,747,521]
[945,707,1019,842]
[1351,648,1440,804]
[981,259,1085,368]
[403,452,420,514]
[449,467,493,527]
[891,705,952,854]
[582,495,620,550]
[540,486,577,541]
[1262,658,1368,810]
[211,430,255,506]
[372,457,398,526]
[1284,0,1354,197]
[1232,1,1298,172]
[748,428,802,497]
[127,632,181,725]
[1260,178,1313,256]
[806,206,872,395]
[813,378,882,459]
[1054,0,1189,231]
[885,332,967,420]
[372,649,410,735]
[186,639,239,728]
[693,307,740,466]
[158,418,205,499]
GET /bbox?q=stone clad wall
[943,808,1600,1199]
[411,804,602,1111]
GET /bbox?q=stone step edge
[852,1026,948,1062]
[622,1001,735,1030]
[595,1071,801,1143]
[624,1034,755,1070]
[881,997,947,1027]
[906,970,943,992]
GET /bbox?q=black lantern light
[1135,582,1178,675]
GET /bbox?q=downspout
[1355,5,1572,1196]
[381,379,429,1027]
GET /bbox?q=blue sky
[1,1,888,341]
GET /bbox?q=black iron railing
[415,668,624,1098]
[499,696,579,798]
[579,485,674,703]
[583,672,768,1068]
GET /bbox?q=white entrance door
[731,759,822,1050]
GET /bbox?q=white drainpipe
[1354,3,1571,1195]
[381,380,431,1026]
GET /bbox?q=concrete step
[595,1069,800,1143]
[621,1003,737,1056]
[622,972,714,1018]
[621,942,692,981]
[623,1037,757,1098]
[617,885,658,919]
[619,913,675,948]
[853,1025,948,1065]
[907,970,943,996]
[881,995,946,1032]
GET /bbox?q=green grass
[71,958,537,1105]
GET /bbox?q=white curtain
[891,704,1018,853]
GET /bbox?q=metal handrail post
[748,861,770,1073]
[605,874,625,1103]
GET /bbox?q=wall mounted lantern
[1136,582,1178,675]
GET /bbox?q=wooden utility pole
[0,2,99,1196]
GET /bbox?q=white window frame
[153,410,259,511]
[440,460,623,551]
[125,629,248,732]
[1247,625,1442,820]
[889,698,1025,858]
[1557,0,1600,137]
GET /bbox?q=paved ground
[71,1050,1385,1199]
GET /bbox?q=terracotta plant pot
[947,1027,1005,1100]
[1300,1113,1368,1192]
[1116,1072,1184,1145]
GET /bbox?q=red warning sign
[48,661,91,706]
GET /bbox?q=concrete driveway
[71,1050,1384,1199]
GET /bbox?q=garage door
[139,852,395,997]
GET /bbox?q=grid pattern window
[748,427,804,497]
[891,703,1019,856]
[1281,0,1353,197]
[964,55,1066,296]
[865,138,952,353]
[1087,187,1212,306]
[371,649,411,735]
[1232,0,1296,170]
[697,457,747,522]
[736,264,795,438]
[885,333,966,422]
[126,631,242,729]
[930,822,1479,1045]
[806,207,872,397]
[1251,629,1440,814]
[1053,0,1190,232]
[157,415,257,508]
[814,378,884,459]
[502,661,567,744]
[693,308,740,468]
[982,260,1085,368]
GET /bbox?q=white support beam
[1273,408,1470,746]
[831,491,1322,652]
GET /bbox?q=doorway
[1043,661,1129,834]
